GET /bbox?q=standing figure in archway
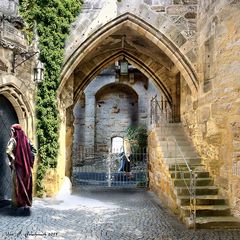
[6,124,36,214]
[118,138,132,178]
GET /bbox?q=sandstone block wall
[148,130,178,213]
[181,1,240,216]
[0,2,38,194]
[95,86,138,153]
[73,67,161,162]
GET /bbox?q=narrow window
[111,137,124,153]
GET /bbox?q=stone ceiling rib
[59,13,199,102]
[73,50,172,105]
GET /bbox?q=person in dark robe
[6,124,36,212]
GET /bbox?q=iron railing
[150,97,196,229]
[72,147,148,188]
[150,96,176,125]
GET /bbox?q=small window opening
[111,137,124,153]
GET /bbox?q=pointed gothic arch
[0,84,34,137]
[73,51,172,104]
[59,13,199,101]
[57,11,200,183]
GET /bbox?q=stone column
[65,105,74,178]
[43,74,75,196]
[84,92,95,149]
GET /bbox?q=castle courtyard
[1,188,240,240]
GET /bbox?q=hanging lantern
[120,58,128,75]
[34,60,44,83]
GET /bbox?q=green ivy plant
[125,125,148,153]
[19,0,82,197]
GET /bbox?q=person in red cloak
[6,124,36,211]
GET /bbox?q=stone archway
[0,84,34,137]
[71,65,161,178]
[60,12,198,102]
[95,83,139,153]
[0,84,34,200]
[57,2,200,191]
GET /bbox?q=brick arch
[0,84,34,137]
[59,13,198,101]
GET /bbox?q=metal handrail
[150,97,196,229]
[150,96,175,125]
[171,137,196,230]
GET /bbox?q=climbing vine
[124,125,148,156]
[19,0,82,196]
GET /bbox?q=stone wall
[95,85,138,153]
[65,0,198,63]
[72,66,161,163]
[0,3,38,194]
[60,0,199,107]
[56,0,240,213]
[148,129,178,213]
[181,1,240,216]
[0,6,36,138]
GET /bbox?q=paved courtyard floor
[0,187,240,240]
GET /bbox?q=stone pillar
[84,93,95,149]
[45,75,74,196]
[65,105,74,178]
[175,73,181,122]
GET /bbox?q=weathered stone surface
[72,68,160,160]
[148,129,178,214]
[0,0,19,16]
[166,5,197,15]
[180,1,240,219]
[1,0,239,224]
[0,58,8,71]
[197,107,210,123]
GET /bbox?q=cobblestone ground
[0,187,240,240]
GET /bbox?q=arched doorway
[95,83,139,154]
[0,95,19,200]
[58,10,199,192]
[72,69,149,188]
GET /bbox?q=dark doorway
[0,95,19,201]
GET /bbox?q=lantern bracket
[11,51,38,73]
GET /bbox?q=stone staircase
[156,123,240,229]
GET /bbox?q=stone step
[155,123,182,128]
[170,171,210,179]
[163,152,199,159]
[168,163,205,171]
[158,136,189,141]
[167,161,203,168]
[156,130,185,136]
[186,216,240,229]
[161,149,198,156]
[181,205,231,217]
[158,140,190,147]
[154,124,239,229]
[175,186,218,196]
[160,145,196,151]
[177,195,226,206]
[174,178,213,187]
